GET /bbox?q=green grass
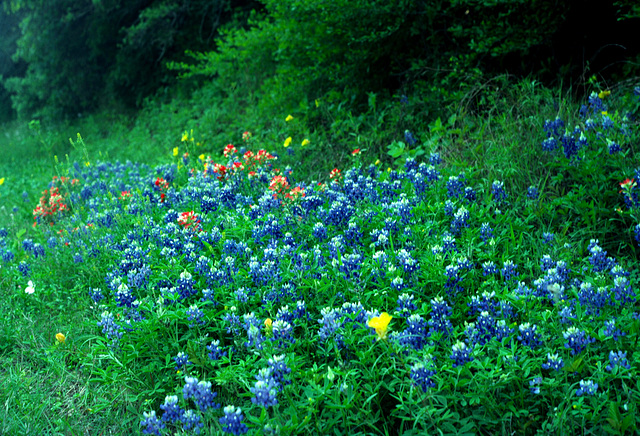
[0,75,638,434]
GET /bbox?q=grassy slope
[0,76,638,434]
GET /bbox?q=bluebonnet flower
[389,276,403,292]
[563,327,595,355]
[313,222,327,240]
[494,320,514,341]
[47,236,57,249]
[271,320,295,348]
[479,223,493,243]
[517,323,543,348]
[2,249,15,263]
[396,293,418,316]
[88,288,104,303]
[603,319,625,341]
[160,395,184,423]
[219,405,249,435]
[527,186,539,200]
[429,152,441,166]
[605,351,631,372]
[442,233,457,255]
[446,175,466,198]
[444,200,455,216]
[345,221,363,246]
[32,243,45,258]
[450,341,473,367]
[529,377,542,395]
[140,410,165,435]
[294,300,308,320]
[444,264,463,297]
[602,115,614,130]
[114,283,136,308]
[587,241,613,273]
[177,271,197,300]
[482,261,498,276]
[491,180,507,204]
[73,252,84,263]
[223,309,241,335]
[207,340,227,361]
[576,380,598,396]
[611,276,634,305]
[608,140,621,154]
[558,306,576,324]
[318,307,343,347]
[410,359,436,392]
[457,187,474,205]
[451,206,470,235]
[542,353,564,371]
[501,260,519,283]
[266,354,292,390]
[404,130,418,146]
[97,311,123,347]
[465,311,495,346]
[187,305,205,327]
[183,376,220,411]
[577,282,607,316]
[543,117,564,137]
[18,261,30,277]
[398,314,429,350]
[251,377,278,408]
[540,254,555,272]
[181,410,203,434]
[542,232,554,245]
[542,137,557,152]
[174,351,193,371]
[429,296,453,336]
[561,132,580,161]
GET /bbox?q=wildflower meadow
[0,84,639,435]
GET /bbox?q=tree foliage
[2,0,258,120]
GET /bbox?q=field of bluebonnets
[0,85,639,435]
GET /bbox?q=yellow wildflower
[367,312,392,341]
[0,177,4,185]
[173,147,179,157]
[284,137,292,148]
[598,90,611,99]
[181,131,189,142]
[301,139,310,147]
[199,154,205,162]
[55,333,66,344]
[374,159,380,166]
[285,115,294,122]
[265,318,273,335]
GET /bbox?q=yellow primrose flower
[0,177,4,185]
[284,137,292,148]
[367,312,392,341]
[173,147,179,157]
[55,333,66,344]
[598,90,611,99]
[285,115,294,122]
[199,154,205,162]
[301,139,310,147]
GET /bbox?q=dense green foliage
[2,0,640,122]
[1,0,258,120]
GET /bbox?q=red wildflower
[223,144,237,158]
